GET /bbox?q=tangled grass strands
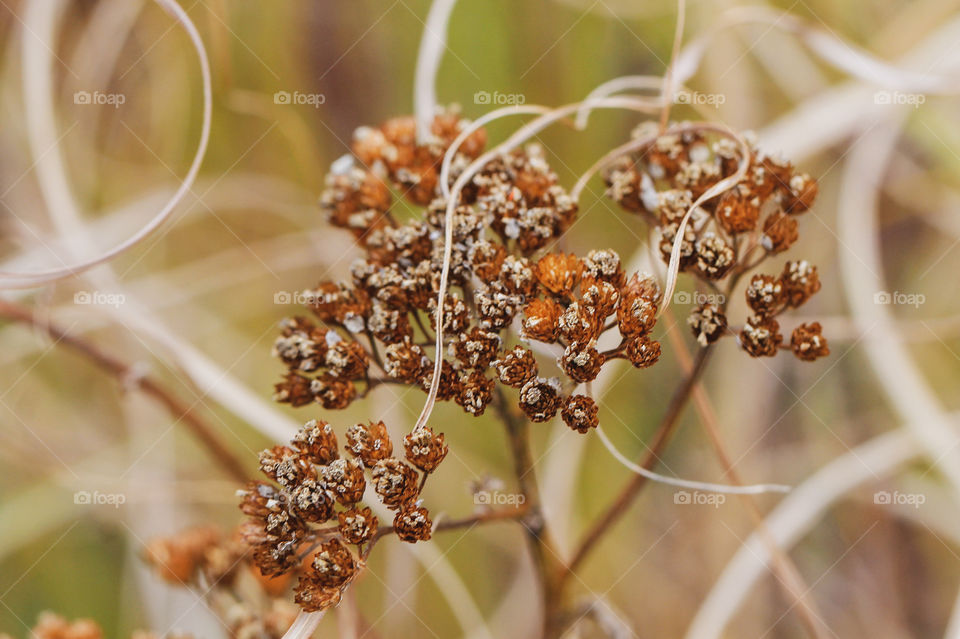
[574,75,664,129]
[414,0,458,143]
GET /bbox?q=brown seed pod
[535,253,583,297]
[344,421,393,468]
[338,506,379,546]
[258,446,315,488]
[393,506,433,543]
[522,298,563,343]
[371,458,420,510]
[310,374,357,410]
[783,172,818,213]
[745,274,785,318]
[456,370,495,416]
[289,479,335,524]
[292,419,339,465]
[740,315,783,357]
[780,260,821,308]
[625,335,662,369]
[687,304,728,346]
[557,301,600,344]
[583,249,626,288]
[494,346,538,388]
[761,211,799,254]
[560,342,604,383]
[561,394,600,434]
[404,427,449,473]
[383,339,429,383]
[274,372,315,407]
[451,327,502,370]
[518,377,562,422]
[321,458,367,505]
[790,322,829,361]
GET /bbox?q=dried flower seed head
[560,342,604,383]
[761,211,799,254]
[456,370,495,416]
[783,173,818,213]
[338,506,378,545]
[468,240,507,281]
[695,233,735,280]
[324,340,369,380]
[273,318,328,372]
[320,168,392,235]
[625,335,662,369]
[404,427,449,473]
[716,188,760,234]
[582,249,626,289]
[561,394,600,433]
[429,293,470,334]
[274,372,314,407]
[419,358,462,401]
[307,282,371,327]
[659,221,698,270]
[143,526,220,584]
[367,302,413,344]
[618,273,660,337]
[535,253,583,297]
[688,304,728,346]
[518,377,562,422]
[345,421,393,467]
[494,346,538,387]
[393,506,433,543]
[740,315,783,357]
[499,255,538,297]
[580,277,620,320]
[557,301,600,344]
[658,188,694,224]
[289,479,335,523]
[310,374,357,410]
[790,322,830,361]
[745,274,785,317]
[474,283,523,330]
[238,481,284,518]
[383,340,428,383]
[451,327,501,370]
[371,458,420,510]
[780,260,821,308]
[294,572,343,613]
[311,538,357,588]
[321,458,367,505]
[292,419,339,465]
[259,446,314,488]
[522,297,562,343]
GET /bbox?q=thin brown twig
[0,299,251,483]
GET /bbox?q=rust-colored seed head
[761,211,799,254]
[580,277,621,320]
[384,340,429,383]
[495,346,538,387]
[258,446,315,488]
[294,571,343,612]
[404,427,449,473]
[716,189,760,234]
[310,374,357,410]
[618,281,658,337]
[557,302,600,344]
[371,458,420,510]
[790,322,829,361]
[745,274,784,317]
[582,249,626,288]
[419,359,462,401]
[143,526,220,585]
[687,304,728,346]
[499,255,538,297]
[238,481,284,518]
[345,421,393,468]
[274,372,314,407]
[338,506,379,545]
[780,260,821,308]
[783,173,818,213]
[522,298,562,343]
[289,479,335,523]
[321,458,367,505]
[560,342,604,383]
[456,370,495,416]
[695,233,735,280]
[625,335,662,369]
[740,315,783,357]
[561,395,599,433]
[452,327,502,370]
[535,253,583,297]
[469,240,507,281]
[292,419,339,465]
[518,377,562,422]
[324,340,369,380]
[311,538,357,588]
[393,506,433,543]
[430,293,470,334]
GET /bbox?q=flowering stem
[0,299,250,483]
[557,345,713,590]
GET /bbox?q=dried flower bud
[294,573,343,613]
[780,260,821,308]
[560,342,604,383]
[310,374,357,410]
[239,481,284,518]
[695,233,735,280]
[761,212,799,254]
[618,275,659,337]
[274,372,314,407]
[143,526,220,584]
[790,322,829,361]
[688,304,728,346]
[745,274,784,317]
[429,293,470,334]
[393,506,433,543]
[561,395,599,433]
[292,419,339,465]
[372,458,420,510]
[384,340,429,383]
[469,240,507,281]
[495,346,538,387]
[535,253,583,297]
[289,479,335,523]
[499,255,538,297]
[404,427,448,473]
[558,301,600,344]
[368,302,413,344]
[419,359,462,401]
[580,276,620,320]
[740,315,783,357]
[783,173,818,213]
[625,335,661,369]
[345,421,393,468]
[321,458,367,505]
[307,282,371,326]
[452,327,501,370]
[716,189,760,234]
[583,249,625,288]
[518,377,562,422]
[338,506,378,545]
[311,538,357,588]
[259,446,315,488]
[325,340,369,380]
[457,370,495,416]
[522,298,562,343]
